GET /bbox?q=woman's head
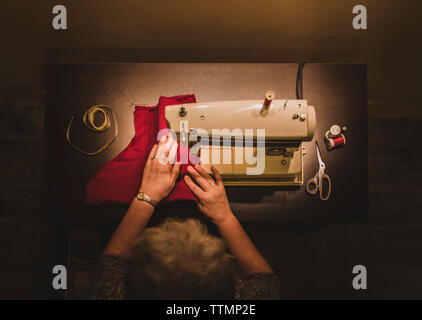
[128,218,235,299]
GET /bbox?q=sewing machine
[165,94,316,186]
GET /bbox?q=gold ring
[210,182,215,187]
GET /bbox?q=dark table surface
[46,63,367,224]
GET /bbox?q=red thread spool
[325,132,346,149]
[263,90,275,108]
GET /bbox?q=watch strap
[136,192,157,208]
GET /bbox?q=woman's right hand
[184,165,234,226]
[185,165,275,277]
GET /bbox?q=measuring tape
[66,105,118,156]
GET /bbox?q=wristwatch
[136,192,157,208]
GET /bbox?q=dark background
[1,1,421,299]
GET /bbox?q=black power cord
[296,62,305,100]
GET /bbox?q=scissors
[306,141,331,201]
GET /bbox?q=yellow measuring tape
[66,105,118,156]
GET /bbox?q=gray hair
[128,218,235,299]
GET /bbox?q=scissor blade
[315,141,324,166]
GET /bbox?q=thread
[263,90,275,108]
[325,132,346,149]
[328,124,341,138]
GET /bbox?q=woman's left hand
[139,135,181,203]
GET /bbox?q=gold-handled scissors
[306,141,331,201]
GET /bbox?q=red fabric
[85,95,197,205]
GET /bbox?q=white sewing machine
[165,92,316,186]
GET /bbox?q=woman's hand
[139,135,181,203]
[184,165,274,277]
[184,164,234,225]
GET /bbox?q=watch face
[136,192,156,207]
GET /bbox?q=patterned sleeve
[91,255,128,300]
[235,273,281,300]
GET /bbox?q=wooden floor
[1,91,421,298]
